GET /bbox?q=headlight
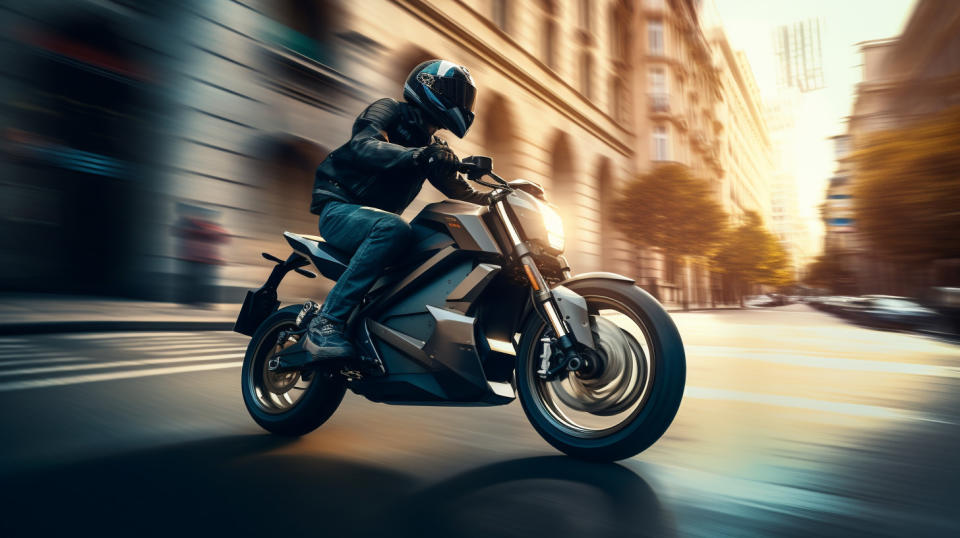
[539,202,565,251]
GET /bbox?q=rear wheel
[241,305,346,436]
[516,279,685,461]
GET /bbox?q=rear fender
[233,251,311,336]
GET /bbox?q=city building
[1,0,778,308]
[827,0,960,294]
[765,89,812,280]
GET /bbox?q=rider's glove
[417,142,460,182]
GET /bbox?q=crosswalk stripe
[0,357,89,368]
[56,332,216,340]
[686,345,960,378]
[147,347,246,357]
[0,352,65,360]
[138,343,245,352]
[0,361,243,392]
[0,353,244,377]
[106,337,241,346]
[684,386,953,424]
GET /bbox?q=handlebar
[458,157,512,191]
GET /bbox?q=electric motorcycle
[234,156,685,461]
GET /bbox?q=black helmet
[403,60,477,138]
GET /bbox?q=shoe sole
[302,338,356,359]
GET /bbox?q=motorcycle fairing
[351,249,515,405]
[413,200,501,255]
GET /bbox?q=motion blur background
[1,0,958,313]
[2,2,960,536]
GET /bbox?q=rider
[283,60,491,369]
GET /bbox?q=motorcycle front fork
[516,254,584,380]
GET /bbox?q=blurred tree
[611,163,727,307]
[850,106,960,263]
[805,250,856,294]
[710,211,793,305]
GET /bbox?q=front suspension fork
[496,201,583,380]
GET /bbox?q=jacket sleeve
[426,137,489,205]
[344,98,420,173]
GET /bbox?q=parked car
[818,296,858,314]
[744,294,790,307]
[848,296,940,330]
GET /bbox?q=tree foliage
[805,250,856,293]
[610,163,727,258]
[710,211,793,287]
[849,106,960,262]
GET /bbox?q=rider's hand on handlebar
[417,143,460,182]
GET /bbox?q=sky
[711,0,917,253]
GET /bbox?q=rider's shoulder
[359,98,401,123]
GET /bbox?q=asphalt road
[0,305,958,537]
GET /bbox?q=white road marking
[687,345,960,379]
[0,361,242,392]
[0,357,90,367]
[57,331,237,340]
[142,344,246,354]
[0,352,66,360]
[0,353,244,377]
[684,386,952,424]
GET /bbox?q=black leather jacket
[311,98,487,215]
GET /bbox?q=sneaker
[302,316,356,359]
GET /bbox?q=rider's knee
[373,214,412,243]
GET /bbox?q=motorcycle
[233,156,686,461]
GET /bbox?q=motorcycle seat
[283,231,350,281]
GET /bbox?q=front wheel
[516,279,685,462]
[241,305,346,436]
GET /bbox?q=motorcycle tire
[516,279,686,462]
[241,305,346,436]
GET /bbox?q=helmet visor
[432,76,476,114]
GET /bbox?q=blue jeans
[316,201,413,323]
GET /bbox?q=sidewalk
[0,295,237,335]
[0,295,743,335]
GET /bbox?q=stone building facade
[1,0,776,307]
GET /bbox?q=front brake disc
[549,316,644,415]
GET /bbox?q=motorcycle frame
[236,188,603,407]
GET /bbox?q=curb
[0,320,235,336]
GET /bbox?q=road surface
[0,305,957,537]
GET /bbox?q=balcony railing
[649,92,671,113]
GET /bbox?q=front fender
[560,272,635,287]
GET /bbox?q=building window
[609,6,623,60]
[580,52,593,99]
[610,76,628,122]
[579,0,592,32]
[492,0,509,32]
[653,125,669,161]
[648,20,664,55]
[542,18,557,69]
[649,66,666,93]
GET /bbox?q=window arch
[580,52,593,99]
[542,16,558,69]
[492,0,510,33]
